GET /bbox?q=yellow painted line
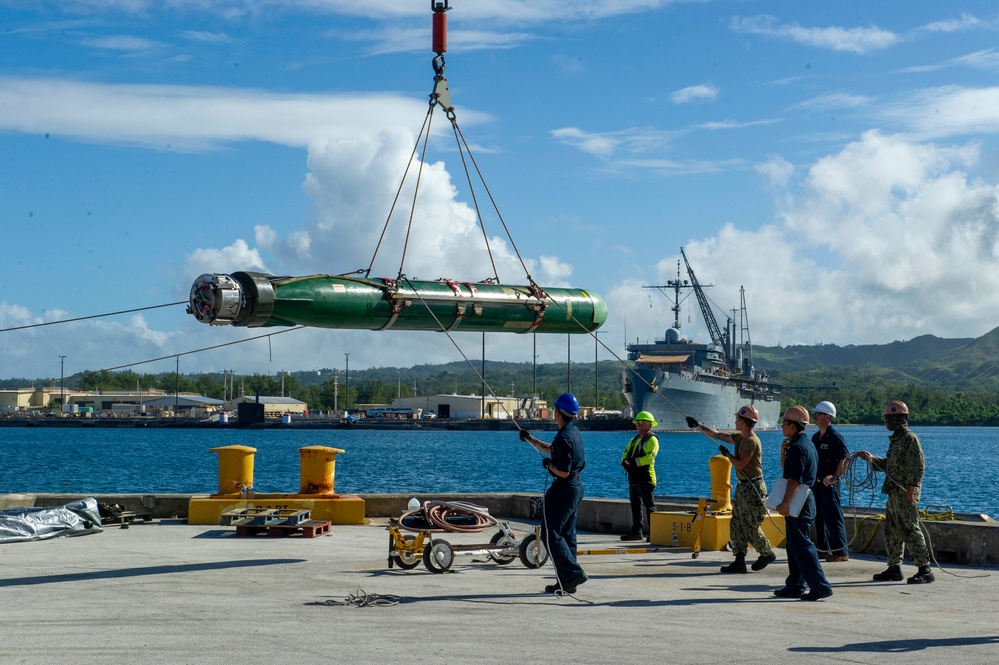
[576,547,674,556]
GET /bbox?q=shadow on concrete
[0,558,307,587]
[789,635,999,653]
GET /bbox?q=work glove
[542,458,553,471]
[685,416,699,429]
[519,428,531,442]
[718,445,731,457]
[621,459,632,469]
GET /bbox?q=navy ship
[622,248,780,430]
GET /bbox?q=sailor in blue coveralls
[518,393,587,594]
[773,405,833,601]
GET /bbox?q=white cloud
[0,77,455,151]
[178,30,237,44]
[755,155,793,188]
[37,1,675,23]
[343,26,536,56]
[880,86,999,140]
[952,49,999,72]
[185,239,267,278]
[786,93,872,112]
[254,225,278,250]
[613,131,999,347]
[79,35,162,52]
[671,84,718,104]
[916,13,985,34]
[695,119,780,131]
[731,15,899,54]
[549,126,678,159]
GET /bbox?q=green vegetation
[21,361,628,414]
[14,326,999,424]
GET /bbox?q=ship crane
[681,247,729,353]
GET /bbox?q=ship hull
[624,367,780,431]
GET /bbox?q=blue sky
[2,1,999,382]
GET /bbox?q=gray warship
[622,248,780,430]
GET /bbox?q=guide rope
[0,301,185,334]
[323,589,402,607]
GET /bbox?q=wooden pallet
[220,508,311,527]
[234,520,332,538]
[102,511,153,525]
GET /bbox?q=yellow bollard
[708,454,733,513]
[209,445,257,496]
[299,446,345,495]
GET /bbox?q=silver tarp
[0,498,103,543]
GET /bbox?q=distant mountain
[754,329,999,391]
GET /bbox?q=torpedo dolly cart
[387,500,549,573]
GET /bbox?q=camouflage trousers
[885,491,929,567]
[731,479,773,558]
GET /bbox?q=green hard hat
[632,411,658,427]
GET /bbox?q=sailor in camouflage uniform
[857,400,934,585]
[687,405,776,574]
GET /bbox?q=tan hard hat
[782,405,810,426]
[883,400,909,417]
[735,404,759,422]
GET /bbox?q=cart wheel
[519,533,549,569]
[392,535,421,570]
[488,531,518,565]
[423,539,455,573]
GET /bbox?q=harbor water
[1,426,995,519]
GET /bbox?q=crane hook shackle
[432,0,449,55]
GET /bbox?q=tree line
[15,362,999,425]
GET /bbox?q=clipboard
[765,477,811,517]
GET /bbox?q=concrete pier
[1,510,998,664]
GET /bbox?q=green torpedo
[188,272,607,334]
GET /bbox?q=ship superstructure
[622,248,780,430]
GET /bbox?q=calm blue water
[1,426,995,518]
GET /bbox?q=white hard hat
[813,401,836,418]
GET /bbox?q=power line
[94,327,306,373]
[0,301,186,334]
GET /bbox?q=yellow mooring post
[208,445,257,496]
[708,453,733,513]
[299,446,345,495]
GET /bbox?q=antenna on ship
[642,258,704,332]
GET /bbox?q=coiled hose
[398,500,497,533]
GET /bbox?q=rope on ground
[323,589,402,607]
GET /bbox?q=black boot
[720,553,748,574]
[907,565,935,584]
[751,552,777,571]
[873,565,903,582]
[620,531,643,542]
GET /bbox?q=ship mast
[641,260,696,331]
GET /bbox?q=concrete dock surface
[3,519,998,665]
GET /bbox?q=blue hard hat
[554,393,579,416]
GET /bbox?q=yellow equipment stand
[649,508,786,551]
[648,454,786,552]
[187,444,366,525]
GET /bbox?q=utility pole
[344,353,351,413]
[566,333,571,393]
[481,332,486,418]
[594,331,604,411]
[59,355,66,412]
